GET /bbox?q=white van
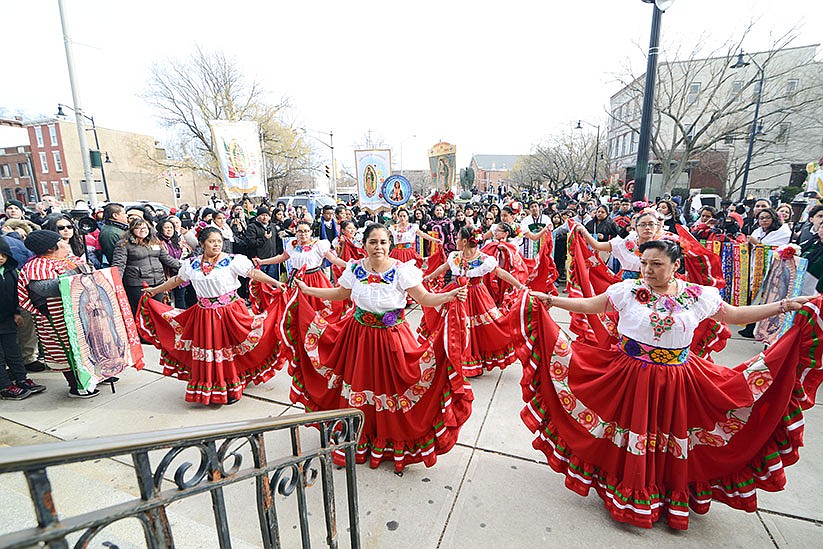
[689,193,722,216]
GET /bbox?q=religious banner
[428,141,456,192]
[355,149,392,212]
[753,246,808,345]
[59,268,145,392]
[209,120,266,198]
[381,174,412,207]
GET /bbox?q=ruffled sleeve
[316,239,331,255]
[396,261,424,290]
[605,279,636,312]
[229,254,254,278]
[339,261,357,289]
[481,254,499,273]
[177,258,193,282]
[690,284,724,321]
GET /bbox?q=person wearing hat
[2,200,27,225]
[243,206,276,275]
[17,230,99,397]
[0,235,47,399]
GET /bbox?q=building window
[52,151,63,172]
[786,79,799,100]
[34,126,44,147]
[48,124,57,146]
[17,162,30,177]
[686,123,696,141]
[776,122,791,144]
[687,82,701,105]
[731,80,743,101]
[724,134,734,145]
[0,164,11,178]
[630,132,638,154]
[39,152,49,173]
[42,181,49,194]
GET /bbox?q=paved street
[1,307,821,548]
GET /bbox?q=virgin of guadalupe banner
[355,149,392,212]
[428,142,456,192]
[753,251,809,345]
[59,268,145,392]
[209,120,266,198]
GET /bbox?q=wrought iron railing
[0,409,363,549]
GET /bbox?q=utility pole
[57,0,98,209]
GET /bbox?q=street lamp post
[57,104,111,202]
[730,51,766,202]
[301,128,335,197]
[633,0,675,203]
[57,0,98,209]
[575,120,601,184]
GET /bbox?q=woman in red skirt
[421,226,527,377]
[518,239,820,530]
[388,208,441,268]
[480,222,530,309]
[286,223,472,472]
[332,220,364,281]
[256,220,347,313]
[138,227,287,405]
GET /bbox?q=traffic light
[174,187,181,199]
[325,165,331,179]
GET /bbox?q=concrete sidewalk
[1,307,821,548]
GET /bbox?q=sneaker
[24,361,47,372]
[15,379,46,394]
[68,388,100,399]
[1,384,32,400]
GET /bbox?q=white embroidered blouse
[339,259,423,312]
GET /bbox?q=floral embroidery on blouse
[452,253,486,271]
[291,239,317,253]
[351,262,396,284]
[631,280,703,340]
[191,255,231,276]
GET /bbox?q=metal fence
[0,409,363,549]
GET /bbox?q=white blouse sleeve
[316,239,331,255]
[396,262,424,290]
[482,254,499,272]
[338,261,356,289]
[177,258,193,282]
[605,280,635,312]
[230,254,254,278]
[691,285,724,321]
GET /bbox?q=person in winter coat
[0,235,46,400]
[113,218,181,315]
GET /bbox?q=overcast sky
[1,0,819,174]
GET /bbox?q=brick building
[470,154,524,193]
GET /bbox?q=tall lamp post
[633,0,676,202]
[57,104,111,202]
[730,51,766,202]
[301,128,335,197]
[575,120,601,185]
[57,0,98,209]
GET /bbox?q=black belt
[305,266,322,274]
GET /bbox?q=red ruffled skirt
[513,293,823,530]
[390,246,422,268]
[137,293,285,405]
[284,289,473,472]
[419,280,516,377]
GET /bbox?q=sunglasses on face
[56,224,73,230]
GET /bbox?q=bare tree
[142,46,311,198]
[611,27,823,198]
[511,129,606,193]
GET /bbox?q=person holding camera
[43,214,101,269]
[243,206,278,277]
